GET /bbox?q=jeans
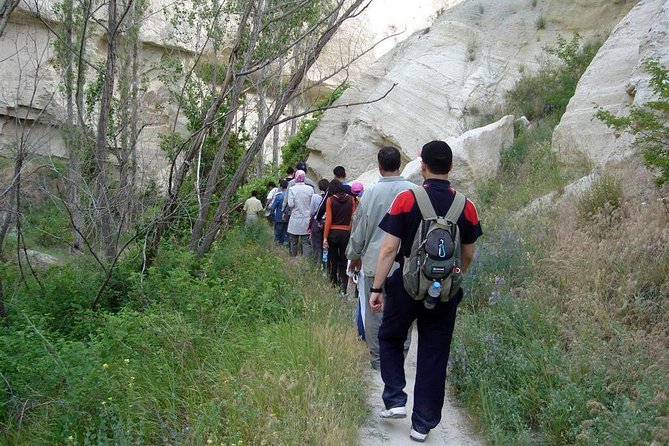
[289,234,312,257]
[327,229,349,291]
[273,222,287,244]
[378,269,462,434]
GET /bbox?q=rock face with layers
[552,0,669,166]
[399,115,514,194]
[307,0,638,180]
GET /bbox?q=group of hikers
[242,142,482,443]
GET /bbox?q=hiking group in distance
[243,141,482,443]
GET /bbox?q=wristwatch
[369,287,383,293]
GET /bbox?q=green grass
[454,107,669,445]
[0,225,366,445]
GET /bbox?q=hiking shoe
[410,427,428,442]
[379,406,407,419]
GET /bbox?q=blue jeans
[273,222,287,244]
[378,269,462,434]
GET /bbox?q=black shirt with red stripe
[379,179,482,262]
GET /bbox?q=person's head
[286,166,295,177]
[351,181,364,196]
[329,178,345,195]
[267,181,276,190]
[294,170,306,183]
[295,161,307,172]
[279,179,289,189]
[251,190,258,198]
[318,178,329,193]
[378,146,402,174]
[333,165,346,180]
[420,140,453,177]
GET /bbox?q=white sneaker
[410,428,428,442]
[379,406,407,419]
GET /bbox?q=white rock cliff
[552,0,669,166]
[307,0,639,180]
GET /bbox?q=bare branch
[275,82,397,125]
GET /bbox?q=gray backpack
[402,186,465,302]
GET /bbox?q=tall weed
[0,225,366,445]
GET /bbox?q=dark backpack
[402,186,465,302]
[272,192,285,222]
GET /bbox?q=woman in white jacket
[287,170,314,256]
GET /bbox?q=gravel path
[358,328,483,445]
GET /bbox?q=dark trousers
[311,224,324,264]
[378,269,462,434]
[327,229,350,291]
[273,222,287,244]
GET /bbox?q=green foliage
[596,59,669,186]
[0,226,365,444]
[457,33,669,445]
[535,15,545,30]
[281,84,348,171]
[576,173,623,226]
[507,34,601,121]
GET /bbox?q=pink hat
[294,170,306,183]
[351,181,364,194]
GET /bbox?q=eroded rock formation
[307,0,639,180]
[552,0,669,166]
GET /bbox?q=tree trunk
[144,1,254,269]
[0,0,21,38]
[0,150,22,257]
[197,0,367,256]
[93,0,119,261]
[63,0,85,252]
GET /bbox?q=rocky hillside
[306,0,641,182]
[0,0,456,179]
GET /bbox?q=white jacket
[287,183,314,235]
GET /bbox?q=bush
[0,225,366,444]
[507,34,601,121]
[576,173,623,226]
[281,84,348,171]
[596,59,669,186]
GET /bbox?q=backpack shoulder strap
[412,186,437,220]
[445,191,466,222]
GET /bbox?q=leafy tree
[596,59,669,186]
[281,83,348,170]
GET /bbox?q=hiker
[310,179,329,264]
[323,178,356,295]
[270,180,289,244]
[284,166,295,183]
[351,181,364,200]
[314,165,355,223]
[288,161,317,190]
[243,190,263,226]
[369,140,482,442]
[264,181,278,223]
[346,146,415,370]
[287,170,314,256]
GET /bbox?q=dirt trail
[358,328,483,445]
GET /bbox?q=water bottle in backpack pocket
[402,187,466,303]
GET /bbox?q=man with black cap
[369,140,482,442]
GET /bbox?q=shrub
[596,59,669,186]
[576,173,623,226]
[535,15,545,30]
[507,34,601,121]
[281,83,348,171]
